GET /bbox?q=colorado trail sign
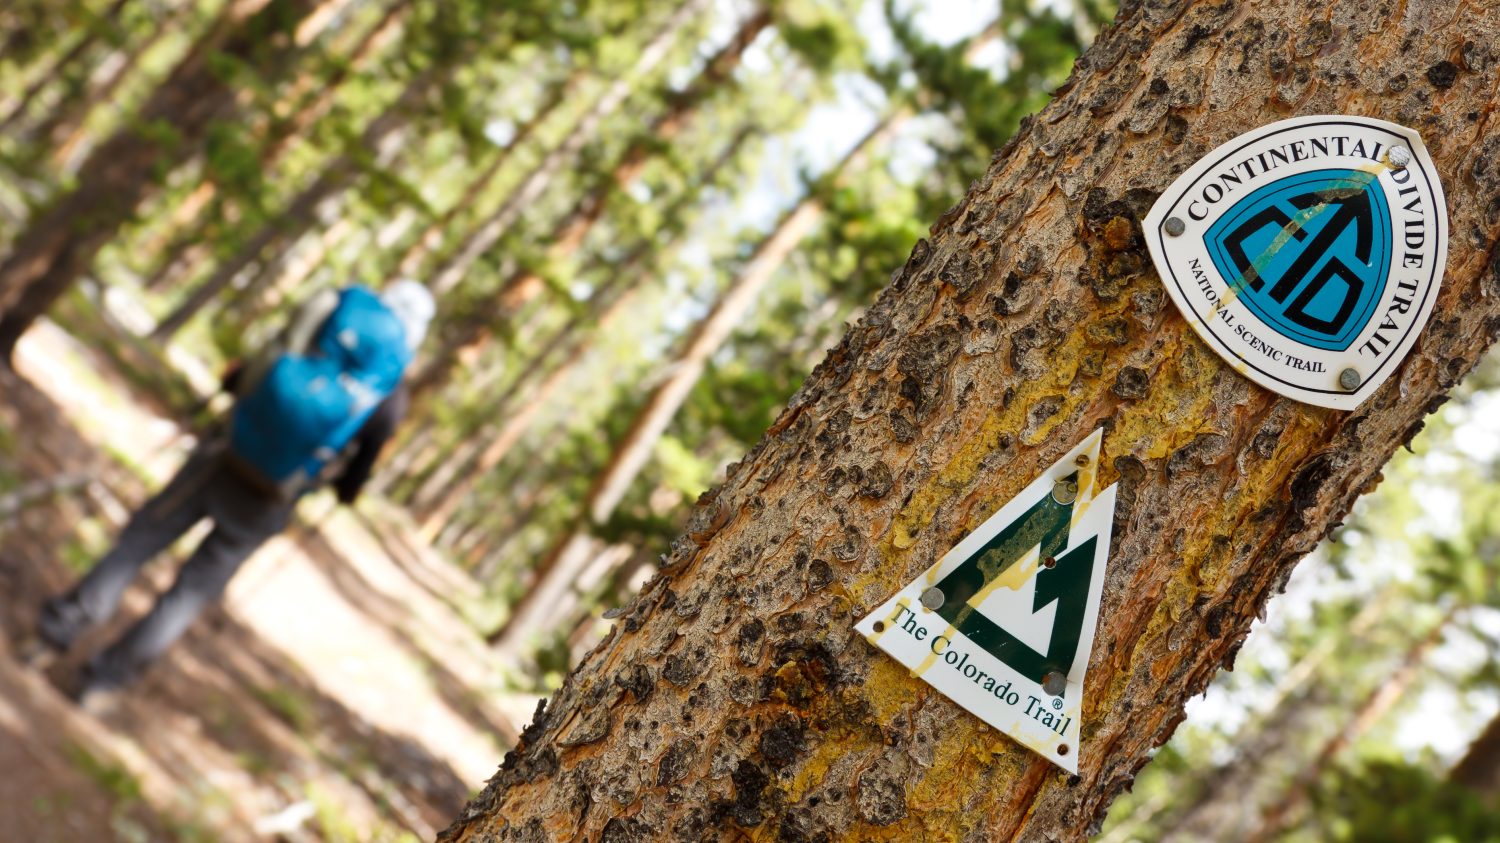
[1144,115,1447,410]
[855,430,1117,773]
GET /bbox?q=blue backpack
[230,286,412,496]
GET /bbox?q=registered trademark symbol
[1052,697,1063,711]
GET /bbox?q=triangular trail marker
[855,429,1118,773]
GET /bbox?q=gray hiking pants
[40,444,296,687]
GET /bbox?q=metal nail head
[1051,479,1079,505]
[919,587,945,611]
[1164,216,1186,237]
[1338,367,1360,391]
[1074,453,1090,468]
[1043,671,1068,696]
[1388,146,1411,169]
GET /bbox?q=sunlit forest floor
[0,319,537,840]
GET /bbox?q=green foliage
[1304,759,1500,843]
[65,743,144,805]
[885,0,1091,214]
[202,121,268,218]
[778,0,867,73]
[61,516,112,573]
[0,423,17,494]
[250,684,318,733]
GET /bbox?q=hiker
[30,280,435,702]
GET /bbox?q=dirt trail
[0,321,532,841]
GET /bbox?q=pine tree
[436,2,1500,837]
[486,21,1002,657]
[425,0,715,300]
[0,0,330,363]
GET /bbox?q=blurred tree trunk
[405,0,720,405]
[1151,587,1400,842]
[390,70,585,281]
[1247,606,1457,842]
[0,0,327,365]
[290,0,358,47]
[425,0,714,299]
[413,289,629,533]
[132,0,409,280]
[409,123,757,531]
[41,2,185,170]
[149,65,438,341]
[491,6,774,301]
[0,0,129,136]
[0,3,73,71]
[1451,708,1500,800]
[437,2,1500,839]
[470,482,550,580]
[487,113,902,655]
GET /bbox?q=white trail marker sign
[856,430,1118,773]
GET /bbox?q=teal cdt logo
[1144,115,1448,411]
[1205,169,1391,352]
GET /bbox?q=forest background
[0,0,1497,840]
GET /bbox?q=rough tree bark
[0,0,323,364]
[441,1,1500,840]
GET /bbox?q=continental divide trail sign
[851,115,1447,775]
[1144,115,1447,410]
[855,430,1118,773]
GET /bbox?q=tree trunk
[150,66,435,341]
[437,2,1500,839]
[42,2,183,170]
[411,184,711,532]
[0,0,129,136]
[0,3,72,72]
[390,69,583,282]
[1246,605,1457,842]
[1151,585,1401,842]
[138,180,220,288]
[406,3,766,400]
[0,0,322,364]
[402,111,754,412]
[1146,585,1404,840]
[131,0,408,279]
[1451,707,1500,799]
[487,113,902,655]
[291,0,358,47]
[426,0,713,298]
[415,337,591,533]
[492,6,774,301]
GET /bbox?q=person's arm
[221,360,244,394]
[331,385,408,505]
